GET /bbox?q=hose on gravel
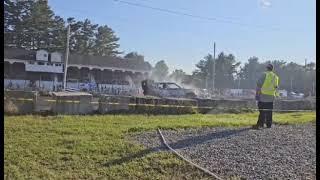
[157,128,224,180]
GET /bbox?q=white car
[289,92,304,99]
[142,80,197,98]
[155,82,197,98]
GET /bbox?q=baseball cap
[266,63,273,70]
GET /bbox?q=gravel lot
[131,123,316,180]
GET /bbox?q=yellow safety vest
[261,71,279,96]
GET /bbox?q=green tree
[4,0,65,51]
[306,62,316,71]
[4,1,122,56]
[214,53,241,89]
[282,62,305,92]
[93,25,121,56]
[239,58,316,94]
[192,54,212,88]
[169,69,187,83]
[50,15,67,51]
[24,0,65,51]
[124,52,144,60]
[67,17,82,53]
[192,53,240,89]
[4,0,35,48]
[66,18,98,55]
[4,0,16,46]
[78,19,98,55]
[239,57,265,89]
[305,62,316,96]
[151,60,169,81]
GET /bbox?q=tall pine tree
[4,0,34,48]
[24,0,65,51]
[4,0,122,57]
[93,25,121,56]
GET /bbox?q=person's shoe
[266,126,272,128]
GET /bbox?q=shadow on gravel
[168,127,251,149]
[103,127,250,167]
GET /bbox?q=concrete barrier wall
[215,99,256,109]
[98,95,198,114]
[34,96,55,112]
[196,98,257,114]
[195,98,316,113]
[274,99,316,110]
[4,90,316,115]
[98,95,132,114]
[52,92,93,115]
[133,96,160,114]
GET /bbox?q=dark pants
[257,102,273,128]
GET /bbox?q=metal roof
[4,48,36,60]
[4,48,152,71]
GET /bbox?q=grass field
[4,112,316,179]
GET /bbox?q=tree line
[4,0,121,56]
[4,0,315,94]
[151,54,316,95]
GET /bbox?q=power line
[4,28,66,34]
[128,0,242,22]
[55,7,130,22]
[112,0,280,31]
[5,45,66,49]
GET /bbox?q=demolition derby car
[141,80,197,98]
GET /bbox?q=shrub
[4,99,18,115]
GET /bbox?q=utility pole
[39,75,41,89]
[63,24,71,91]
[312,81,315,96]
[205,77,208,89]
[305,58,307,71]
[212,42,216,90]
[290,78,293,92]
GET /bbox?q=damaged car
[141,80,197,98]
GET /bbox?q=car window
[156,83,164,89]
[166,83,180,89]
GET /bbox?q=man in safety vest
[252,64,279,129]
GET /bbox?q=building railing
[4,78,143,96]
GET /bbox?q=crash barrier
[132,97,197,114]
[99,95,132,114]
[4,90,37,114]
[196,98,316,113]
[98,95,198,114]
[27,92,93,115]
[196,98,257,114]
[274,99,316,110]
[3,90,316,115]
[51,92,93,115]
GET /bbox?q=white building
[4,48,151,94]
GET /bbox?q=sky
[49,0,316,74]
